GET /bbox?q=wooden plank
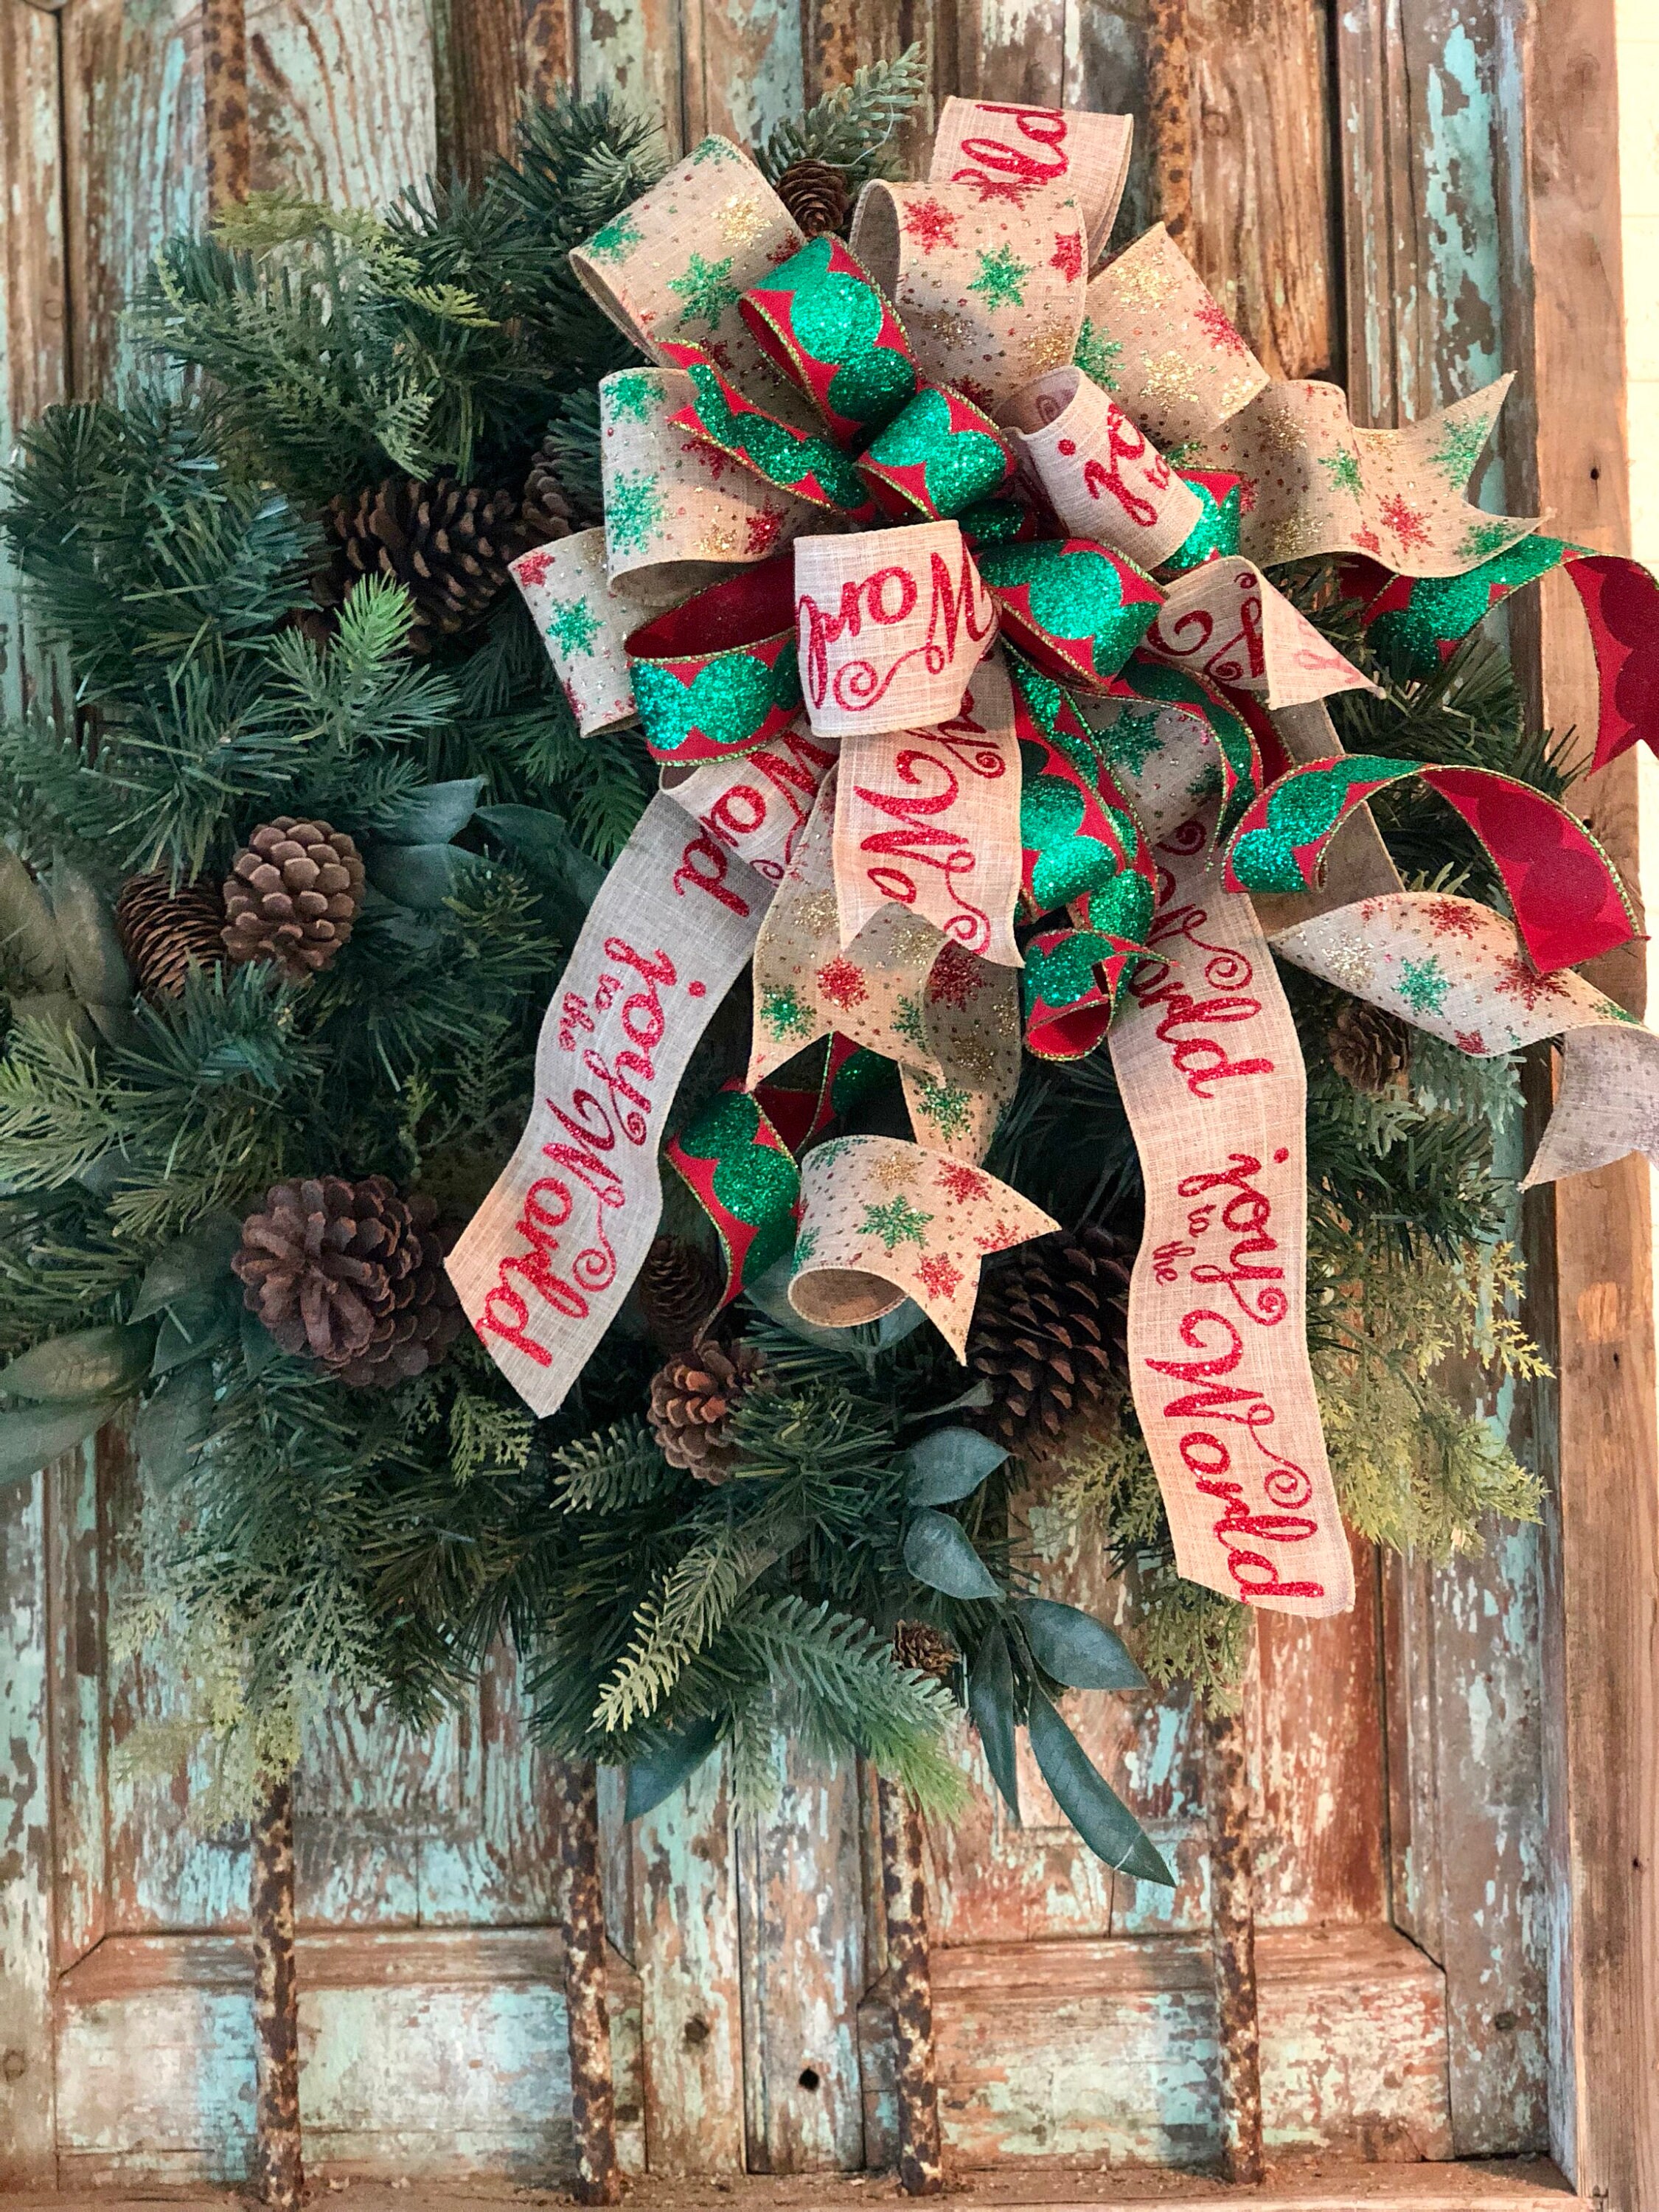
[630,1752,745,2173]
[0,1467,56,2186]
[247,0,437,205]
[681,0,806,153]
[736,1743,866,2172]
[434,0,577,186]
[953,0,1065,111]
[1183,0,1335,380]
[574,0,686,161]
[47,1444,108,1975]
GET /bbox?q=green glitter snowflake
[545,598,602,655]
[585,212,642,264]
[893,994,928,1053]
[691,136,730,165]
[1074,317,1122,389]
[606,372,658,425]
[912,1077,973,1142]
[668,251,740,331]
[1398,956,1451,1016]
[1185,759,1224,804]
[968,246,1032,312]
[1458,517,1520,564]
[1318,446,1364,500]
[860,1196,934,1252]
[762,985,816,1040]
[1430,413,1493,485]
[605,469,666,557]
[791,1225,820,1265]
[1105,709,1165,777]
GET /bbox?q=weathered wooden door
[2,0,1641,2192]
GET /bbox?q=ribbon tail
[1521,1024,1659,1188]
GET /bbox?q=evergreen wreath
[0,65,1559,1875]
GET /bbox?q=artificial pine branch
[758,47,929,187]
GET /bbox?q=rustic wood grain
[0,1467,56,2185]
[574,0,686,161]
[47,1442,108,1975]
[1143,0,1191,244]
[1203,1674,1262,2186]
[434,0,578,185]
[245,0,437,206]
[554,1760,621,2205]
[1184,0,1335,380]
[250,1776,304,2210]
[681,0,806,153]
[204,0,251,211]
[877,1777,942,2195]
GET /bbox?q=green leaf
[240,1304,281,1378]
[902,1427,1007,1506]
[623,1716,721,1820]
[903,1509,1001,1601]
[372,779,484,846]
[0,849,64,992]
[7,991,96,1043]
[1017,1599,1146,1691]
[49,858,132,1006]
[134,1361,214,1483]
[0,1396,123,1486]
[0,1324,154,1402]
[968,1624,1020,1822]
[130,1212,243,1321]
[366,840,492,912]
[476,805,605,936]
[1026,1686,1173,1884]
[152,1295,237,1377]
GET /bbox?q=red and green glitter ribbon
[627,557,802,762]
[661,340,876,520]
[737,235,922,448]
[857,386,1017,521]
[977,538,1164,689]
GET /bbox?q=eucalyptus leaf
[152,1300,237,1377]
[1017,1598,1146,1690]
[372,778,484,846]
[85,1001,145,1054]
[49,858,133,1006]
[624,1716,721,1820]
[8,992,95,1044]
[134,1361,214,1483]
[902,1426,1007,1506]
[366,841,491,913]
[0,1324,155,1403]
[903,1509,1001,1601]
[240,1304,281,1378]
[477,804,605,941]
[968,1624,1020,1823]
[0,1397,124,1486]
[873,1300,928,1347]
[131,1213,243,1321]
[1027,1687,1173,1885]
[0,847,65,993]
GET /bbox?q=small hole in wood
[1492,2010,1518,2033]
[799,2066,821,2092]
[683,2015,711,2048]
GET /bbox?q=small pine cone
[636,1234,724,1354]
[114,872,227,1000]
[647,1340,766,1482]
[222,818,365,981]
[521,436,579,545]
[233,1175,464,1389]
[322,477,528,653]
[892,1619,959,1683]
[1328,998,1411,1094]
[773,158,851,238]
[967,1224,1132,1455]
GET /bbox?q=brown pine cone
[647,1340,766,1482]
[1329,998,1411,1094]
[222,818,364,981]
[636,1234,724,1354]
[892,1620,959,1683]
[322,477,527,653]
[773,158,851,238]
[233,1174,464,1389]
[114,872,227,1000]
[521,435,579,544]
[967,1224,1132,1454]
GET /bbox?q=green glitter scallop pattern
[632,639,803,757]
[1228,756,1416,893]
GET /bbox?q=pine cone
[322,477,527,653]
[773,158,851,238]
[892,1620,959,1683]
[647,1340,766,1482]
[233,1174,464,1389]
[636,1234,724,1354]
[521,435,579,544]
[1329,998,1411,1094]
[114,872,227,1000]
[967,1224,1132,1454]
[222,818,364,981]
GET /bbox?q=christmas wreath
[1,59,1655,1885]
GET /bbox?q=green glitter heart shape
[864,389,1009,515]
[1228,755,1411,891]
[687,1092,801,1267]
[776,241,916,430]
[633,640,801,755]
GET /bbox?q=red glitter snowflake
[902,198,960,253]
[1194,297,1248,355]
[815,955,869,1009]
[1493,953,1570,1011]
[1379,493,1432,552]
[936,1161,991,1206]
[1049,230,1083,284]
[685,437,734,481]
[973,1216,1019,1252]
[745,508,785,558]
[1424,898,1482,938]
[965,177,1029,207]
[1353,526,1382,556]
[1237,479,1259,515]
[958,375,996,409]
[917,1253,964,1301]
[513,549,554,589]
[1454,1029,1489,1056]
[927,943,985,1009]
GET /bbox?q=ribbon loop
[978,537,1162,689]
[929,97,1133,268]
[1000,366,1201,569]
[627,557,802,762]
[794,521,998,738]
[737,234,922,446]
